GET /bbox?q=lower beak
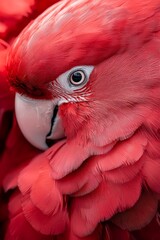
[15,93,65,150]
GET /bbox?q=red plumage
[1,0,160,239]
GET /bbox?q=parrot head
[7,0,160,151]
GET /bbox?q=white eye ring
[56,65,94,93]
[69,70,86,86]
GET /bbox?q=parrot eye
[56,65,94,93]
[69,70,86,86]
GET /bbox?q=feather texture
[4,0,160,239]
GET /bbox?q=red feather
[2,0,160,239]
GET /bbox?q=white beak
[15,93,65,150]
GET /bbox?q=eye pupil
[70,70,85,85]
[72,72,82,82]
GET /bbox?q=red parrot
[2,0,160,239]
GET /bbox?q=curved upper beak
[15,93,65,150]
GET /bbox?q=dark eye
[69,70,86,86]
